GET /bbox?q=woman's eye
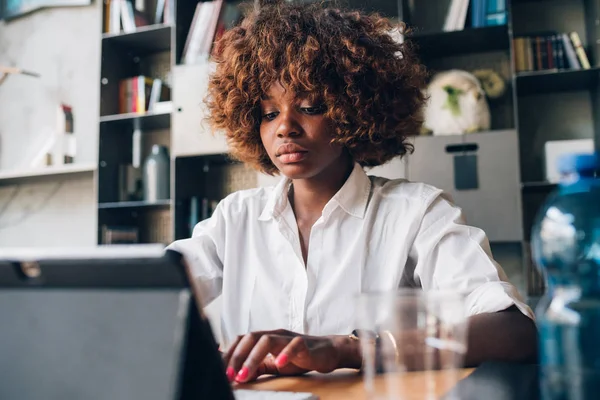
[301,105,326,115]
[262,112,279,121]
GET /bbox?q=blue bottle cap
[557,153,599,175]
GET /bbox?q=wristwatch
[349,330,378,372]
[349,329,399,373]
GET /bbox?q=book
[444,0,469,31]
[569,32,591,70]
[183,2,212,64]
[562,33,581,70]
[154,0,165,24]
[471,0,485,28]
[485,0,506,27]
[147,79,171,112]
[118,76,161,114]
[110,0,121,33]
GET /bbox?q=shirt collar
[258,162,372,221]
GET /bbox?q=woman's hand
[222,329,362,383]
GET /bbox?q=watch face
[353,329,379,340]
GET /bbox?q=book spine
[569,32,591,69]
[472,0,483,28]
[485,0,506,26]
[546,35,554,69]
[562,33,582,70]
[132,77,138,113]
[535,36,544,71]
[443,0,462,32]
[137,76,145,114]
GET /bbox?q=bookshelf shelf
[98,199,172,209]
[0,163,96,186]
[102,24,172,53]
[516,67,600,96]
[411,25,509,59]
[99,111,172,131]
[521,181,558,194]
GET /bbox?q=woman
[169,0,537,384]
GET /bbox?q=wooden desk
[241,368,474,399]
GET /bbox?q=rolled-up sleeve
[167,201,226,307]
[410,192,534,320]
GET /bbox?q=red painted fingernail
[226,367,235,382]
[275,353,288,367]
[236,366,249,382]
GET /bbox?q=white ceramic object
[423,69,491,136]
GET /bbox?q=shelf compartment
[521,181,558,193]
[516,68,600,96]
[100,111,172,132]
[98,199,172,209]
[409,25,509,59]
[0,163,96,186]
[102,24,172,54]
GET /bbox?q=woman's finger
[222,335,244,381]
[228,332,267,381]
[236,334,291,382]
[276,336,309,368]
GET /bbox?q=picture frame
[0,0,92,21]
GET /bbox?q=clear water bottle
[532,153,600,400]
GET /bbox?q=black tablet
[0,246,234,400]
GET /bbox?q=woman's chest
[220,216,416,335]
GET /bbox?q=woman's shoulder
[368,175,445,205]
[218,186,275,215]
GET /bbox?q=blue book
[471,0,485,28]
[485,0,506,26]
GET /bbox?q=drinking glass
[355,289,468,400]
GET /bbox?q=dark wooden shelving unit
[521,181,559,193]
[411,25,509,59]
[99,111,172,131]
[516,67,600,95]
[98,199,172,209]
[102,24,172,53]
[98,12,174,245]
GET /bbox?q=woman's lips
[279,152,308,163]
[276,143,309,164]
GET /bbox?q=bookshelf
[516,67,600,95]
[98,0,176,246]
[98,199,172,209]
[101,23,172,53]
[99,110,172,131]
[411,25,509,59]
[96,0,600,296]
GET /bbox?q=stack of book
[101,225,139,244]
[513,31,591,74]
[181,0,242,64]
[104,0,171,34]
[118,76,171,114]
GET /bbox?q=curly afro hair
[206,0,428,175]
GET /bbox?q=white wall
[0,3,101,247]
[0,176,96,246]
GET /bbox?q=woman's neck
[289,158,354,220]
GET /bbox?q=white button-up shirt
[169,163,533,346]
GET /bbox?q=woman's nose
[275,112,301,138]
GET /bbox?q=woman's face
[259,82,349,180]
